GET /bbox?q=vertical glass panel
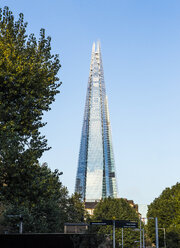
[86,79,103,201]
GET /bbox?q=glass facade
[75,42,118,202]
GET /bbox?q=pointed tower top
[92,41,101,54]
[92,42,95,53]
[97,40,101,53]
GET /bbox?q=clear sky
[1,0,180,205]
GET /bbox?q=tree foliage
[0,6,61,197]
[147,182,180,248]
[1,163,86,233]
[0,7,86,233]
[67,192,89,223]
[0,6,89,234]
[0,6,60,136]
[92,198,140,248]
[0,163,68,233]
[0,5,62,222]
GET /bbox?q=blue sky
[1,0,180,205]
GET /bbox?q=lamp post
[142,228,145,248]
[158,228,166,248]
[140,217,159,248]
[155,217,159,248]
[122,228,123,248]
[133,228,145,248]
[140,217,142,248]
[113,220,115,248]
[147,217,159,248]
[19,215,23,234]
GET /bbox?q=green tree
[0,163,91,233]
[67,193,87,223]
[1,163,69,233]
[92,198,140,248]
[0,6,61,204]
[0,7,88,233]
[147,182,180,248]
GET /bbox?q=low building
[64,223,89,234]
[123,198,139,213]
[85,198,139,216]
[85,201,99,216]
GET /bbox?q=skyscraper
[75,42,118,202]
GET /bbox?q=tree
[147,182,180,248]
[1,163,69,233]
[67,193,87,223]
[92,198,140,248]
[0,162,91,233]
[0,7,90,233]
[0,6,61,204]
[0,7,88,233]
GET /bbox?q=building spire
[75,42,118,201]
[97,40,101,53]
[92,42,95,53]
[92,41,101,53]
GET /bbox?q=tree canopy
[92,198,140,248]
[1,163,67,233]
[0,6,61,195]
[0,6,60,137]
[147,182,180,248]
[0,6,61,204]
[1,163,87,233]
[0,7,86,234]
